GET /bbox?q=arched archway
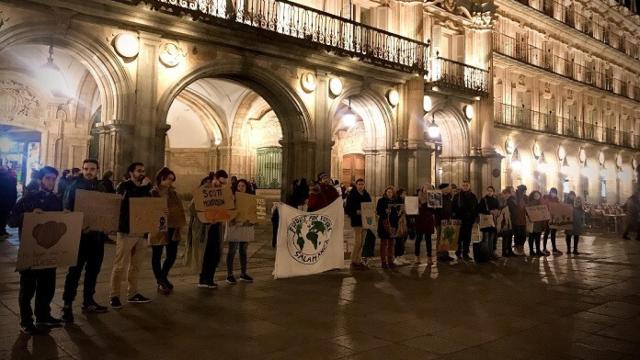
[157,62,313,198]
[328,87,393,195]
[426,104,471,186]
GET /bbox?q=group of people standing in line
[5,160,255,336]
[341,179,590,270]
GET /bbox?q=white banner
[274,199,344,279]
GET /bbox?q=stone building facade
[0,0,637,200]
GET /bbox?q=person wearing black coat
[345,178,372,270]
[0,167,17,238]
[8,166,63,335]
[452,180,478,260]
[61,159,109,322]
[377,186,399,269]
[435,183,454,262]
[478,186,500,256]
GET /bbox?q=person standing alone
[452,180,477,260]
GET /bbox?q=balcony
[425,57,490,95]
[124,0,429,74]
[493,32,640,103]
[512,0,640,60]
[494,102,639,150]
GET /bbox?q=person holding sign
[525,191,546,257]
[148,168,185,294]
[415,185,436,263]
[452,180,477,261]
[542,188,563,256]
[109,162,154,309]
[8,166,63,335]
[377,186,400,269]
[345,178,372,270]
[197,170,230,289]
[226,179,255,284]
[60,159,109,323]
[565,193,585,255]
[478,186,500,258]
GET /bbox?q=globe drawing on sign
[287,214,333,264]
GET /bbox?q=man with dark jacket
[60,159,109,322]
[452,180,478,260]
[109,162,153,309]
[0,166,17,239]
[345,178,372,270]
[435,183,454,262]
[9,166,63,335]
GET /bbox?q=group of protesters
[4,160,258,336]
[342,179,591,270]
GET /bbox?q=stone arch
[175,88,228,144]
[0,21,134,125]
[427,104,470,158]
[157,62,312,144]
[328,86,394,194]
[157,61,314,197]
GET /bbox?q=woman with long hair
[226,179,255,284]
[148,167,185,294]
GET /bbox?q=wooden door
[341,154,365,185]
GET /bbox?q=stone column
[97,121,135,178]
[313,73,333,176]
[280,139,316,199]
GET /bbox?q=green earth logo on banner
[287,214,333,264]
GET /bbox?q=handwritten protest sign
[74,189,121,233]
[256,198,268,224]
[360,202,376,230]
[404,196,419,215]
[548,202,573,230]
[192,185,234,211]
[439,219,460,252]
[427,190,443,208]
[526,205,551,222]
[17,212,83,271]
[129,198,168,234]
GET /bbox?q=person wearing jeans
[414,185,435,263]
[345,178,372,270]
[197,170,229,289]
[542,188,563,256]
[377,186,397,269]
[148,167,185,294]
[109,162,153,309]
[9,166,64,335]
[226,179,254,284]
[61,159,109,323]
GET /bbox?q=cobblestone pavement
[1,225,640,360]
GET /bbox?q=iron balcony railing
[134,0,429,73]
[494,102,639,149]
[493,32,639,103]
[514,0,640,59]
[426,57,490,94]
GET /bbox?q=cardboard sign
[235,192,258,223]
[196,209,236,224]
[129,198,168,234]
[548,202,573,230]
[404,196,419,215]
[167,194,187,228]
[439,219,460,252]
[360,202,376,230]
[427,190,443,208]
[256,197,268,224]
[192,184,234,212]
[479,214,496,229]
[74,189,122,233]
[17,212,83,270]
[526,205,551,222]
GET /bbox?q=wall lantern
[159,42,184,67]
[423,95,433,113]
[328,78,343,97]
[113,32,139,59]
[214,137,222,146]
[463,105,474,120]
[300,72,317,93]
[427,113,440,139]
[511,148,522,171]
[537,152,550,173]
[615,154,623,169]
[505,138,515,155]
[633,158,638,170]
[386,89,400,107]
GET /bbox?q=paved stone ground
[2,224,640,360]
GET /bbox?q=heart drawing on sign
[32,221,67,249]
